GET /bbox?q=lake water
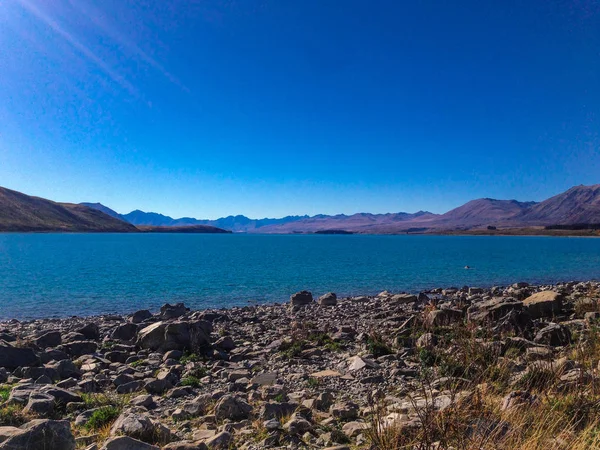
[0,233,599,319]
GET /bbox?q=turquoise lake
[0,233,599,319]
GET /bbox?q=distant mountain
[78,183,600,234]
[80,203,123,220]
[431,198,537,228]
[256,211,439,233]
[0,187,137,232]
[114,209,309,232]
[512,185,600,225]
[121,210,185,227]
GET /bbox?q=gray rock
[144,378,173,395]
[213,395,253,421]
[534,323,571,346]
[46,359,81,380]
[33,331,62,349]
[290,291,313,308]
[467,297,523,323]
[162,442,208,450]
[117,381,143,395]
[523,291,563,319]
[160,303,188,320]
[0,419,75,450]
[130,310,153,324]
[425,308,464,327]
[214,336,235,351]
[330,402,358,420]
[77,323,100,340]
[204,432,232,449]
[110,411,171,444]
[100,436,159,450]
[318,292,338,306]
[40,385,83,405]
[136,321,211,352]
[0,345,39,370]
[112,324,139,342]
[23,392,55,417]
[59,341,98,358]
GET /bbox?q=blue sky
[0,1,598,219]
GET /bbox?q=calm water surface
[0,233,599,319]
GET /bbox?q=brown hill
[0,187,138,232]
[512,184,600,225]
[431,198,536,228]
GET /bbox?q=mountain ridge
[80,184,600,233]
[5,183,597,234]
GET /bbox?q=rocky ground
[1,281,600,449]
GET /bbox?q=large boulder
[130,310,153,324]
[160,303,189,320]
[136,321,211,352]
[101,436,159,450]
[77,323,100,340]
[467,297,523,323]
[33,331,62,349]
[425,308,464,327]
[0,345,39,370]
[39,385,83,405]
[318,293,337,307]
[45,359,81,379]
[523,291,563,319]
[58,341,98,358]
[534,323,571,347]
[213,395,253,421]
[0,419,75,449]
[112,323,139,342]
[22,393,55,417]
[290,291,313,308]
[389,294,418,304]
[110,411,171,445]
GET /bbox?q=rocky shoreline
[1,281,599,449]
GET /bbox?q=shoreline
[1,280,600,448]
[1,227,599,237]
[3,277,599,322]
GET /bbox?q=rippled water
[0,233,599,319]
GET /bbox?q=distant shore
[1,227,598,236]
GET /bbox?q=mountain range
[1,184,599,233]
[87,184,600,233]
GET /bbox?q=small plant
[307,377,320,388]
[180,376,201,388]
[187,366,208,379]
[85,406,120,431]
[279,339,305,359]
[0,384,14,402]
[101,341,116,351]
[130,359,145,368]
[180,352,200,365]
[515,366,557,392]
[419,348,438,367]
[81,393,129,410]
[0,404,27,426]
[274,393,285,403]
[367,332,393,358]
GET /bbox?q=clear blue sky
[0,1,598,219]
